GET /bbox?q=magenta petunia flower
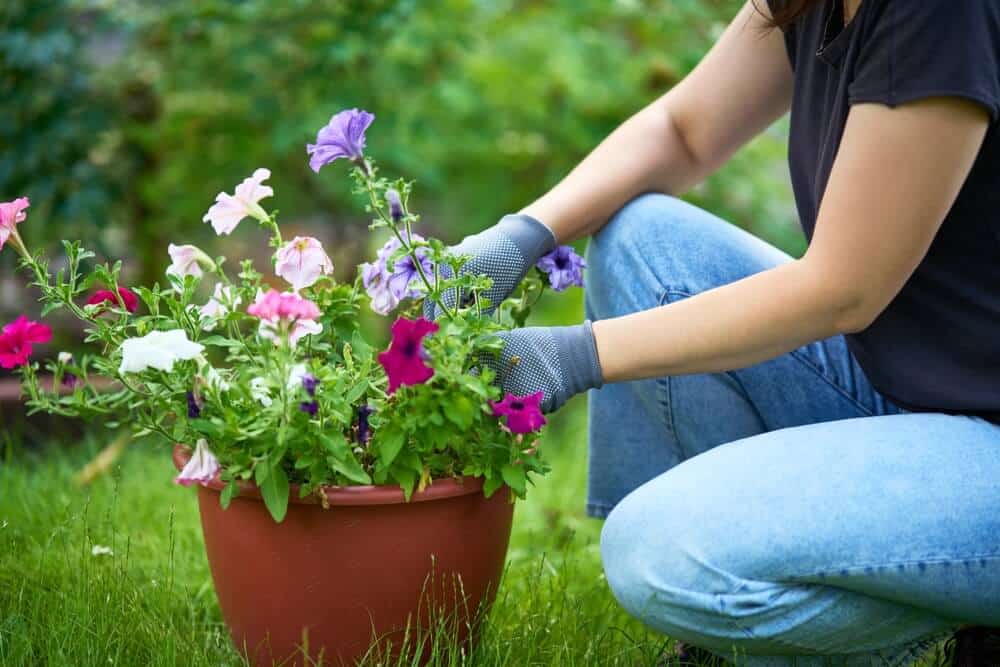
[536,245,586,292]
[174,439,219,487]
[0,315,52,370]
[490,392,547,434]
[202,168,273,235]
[0,197,29,251]
[275,236,334,291]
[86,287,139,314]
[378,317,439,394]
[307,109,374,173]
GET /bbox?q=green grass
[0,397,691,666]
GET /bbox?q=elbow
[797,260,885,335]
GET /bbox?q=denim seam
[792,551,1000,582]
[788,347,878,417]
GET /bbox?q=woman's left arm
[594,97,989,382]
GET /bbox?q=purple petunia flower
[536,245,586,292]
[301,373,319,397]
[307,109,374,173]
[357,404,373,446]
[300,400,319,417]
[360,233,434,316]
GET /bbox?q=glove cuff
[551,320,604,406]
[496,213,557,265]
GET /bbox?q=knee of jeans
[600,487,704,626]
[585,193,696,320]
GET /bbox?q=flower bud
[385,189,404,223]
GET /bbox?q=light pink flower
[174,439,220,487]
[247,289,322,346]
[0,197,29,251]
[202,168,273,235]
[166,244,210,284]
[275,236,333,291]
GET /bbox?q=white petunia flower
[174,438,220,487]
[118,329,205,374]
[199,283,241,330]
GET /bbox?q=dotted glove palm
[425,213,556,319]
[487,321,604,413]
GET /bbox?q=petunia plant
[2,108,585,522]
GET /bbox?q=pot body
[176,447,515,666]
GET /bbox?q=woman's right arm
[521,1,794,243]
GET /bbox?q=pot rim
[172,444,487,507]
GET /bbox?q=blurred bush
[2,0,802,312]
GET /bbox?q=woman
[434,0,1000,664]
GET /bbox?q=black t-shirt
[776,0,1000,423]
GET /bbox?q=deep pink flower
[0,315,52,369]
[490,392,547,434]
[0,197,29,251]
[377,317,438,394]
[275,236,334,291]
[86,287,139,313]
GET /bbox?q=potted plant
[0,109,584,665]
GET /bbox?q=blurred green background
[2,0,801,323]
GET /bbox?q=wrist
[551,321,605,402]
[496,213,557,264]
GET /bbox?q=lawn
[0,395,689,666]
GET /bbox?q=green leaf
[391,465,417,501]
[220,481,238,509]
[483,473,504,498]
[200,335,241,348]
[329,455,372,485]
[259,462,289,523]
[500,464,526,497]
[377,427,405,469]
[444,394,476,430]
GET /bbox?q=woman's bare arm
[522,1,793,242]
[593,97,989,382]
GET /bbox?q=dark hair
[758,0,825,29]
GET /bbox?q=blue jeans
[585,194,1000,665]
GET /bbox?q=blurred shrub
[3,0,801,298]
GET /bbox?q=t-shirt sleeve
[848,0,1000,121]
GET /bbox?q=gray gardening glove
[486,321,604,413]
[425,213,556,319]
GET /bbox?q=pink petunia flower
[174,439,220,487]
[202,168,273,235]
[275,236,334,291]
[86,287,139,313]
[377,317,439,394]
[0,197,29,252]
[248,289,322,346]
[490,392,547,434]
[0,315,52,370]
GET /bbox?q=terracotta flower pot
[172,444,515,666]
